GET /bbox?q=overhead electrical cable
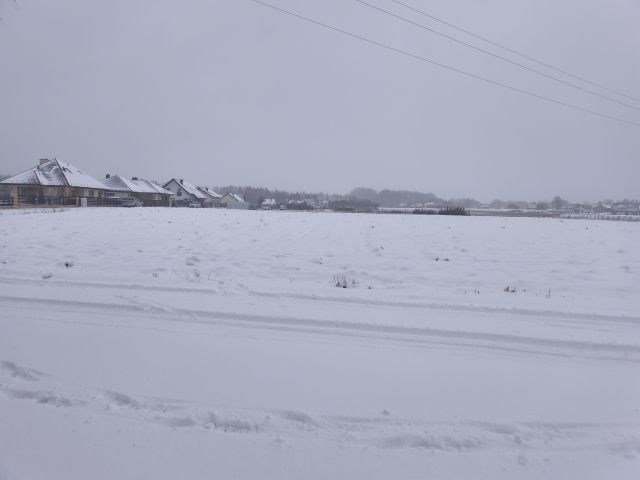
[247,0,638,127]
[387,0,640,103]
[355,0,640,112]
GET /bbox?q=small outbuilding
[197,187,223,207]
[261,198,277,209]
[221,192,249,209]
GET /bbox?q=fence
[3,196,104,207]
[2,195,171,208]
[561,213,640,222]
[18,196,68,206]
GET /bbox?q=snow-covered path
[0,208,638,478]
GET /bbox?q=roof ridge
[53,158,71,187]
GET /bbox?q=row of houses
[474,201,639,216]
[0,158,249,209]
[163,178,247,209]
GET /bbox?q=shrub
[333,275,356,288]
[412,209,436,215]
[438,206,467,216]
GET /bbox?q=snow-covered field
[1,208,639,479]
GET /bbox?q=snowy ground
[0,208,639,479]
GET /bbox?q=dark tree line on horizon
[213,185,481,209]
[349,187,480,208]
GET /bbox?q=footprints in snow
[1,359,638,459]
[377,433,483,451]
[185,256,200,267]
[0,360,45,381]
[0,360,264,433]
[1,360,77,407]
[4,388,77,408]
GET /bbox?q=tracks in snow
[0,275,638,325]
[1,359,638,459]
[1,292,639,363]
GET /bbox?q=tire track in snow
[1,294,639,362]
[0,275,637,325]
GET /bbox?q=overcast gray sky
[1,0,638,202]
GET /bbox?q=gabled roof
[102,175,173,195]
[223,192,246,203]
[101,175,132,192]
[165,179,206,199]
[1,158,104,189]
[133,178,173,195]
[197,186,222,199]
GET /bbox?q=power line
[387,0,640,103]
[355,0,640,112]
[247,0,638,127]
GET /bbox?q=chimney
[132,176,138,181]
[39,158,49,165]
[105,173,111,179]
[180,179,184,185]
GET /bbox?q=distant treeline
[214,185,335,206]
[212,186,480,209]
[214,186,380,211]
[350,187,480,208]
[327,199,379,212]
[197,185,638,211]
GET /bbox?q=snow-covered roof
[197,187,222,199]
[101,175,131,192]
[223,193,246,203]
[166,179,206,199]
[135,179,173,195]
[1,159,104,189]
[102,175,173,195]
